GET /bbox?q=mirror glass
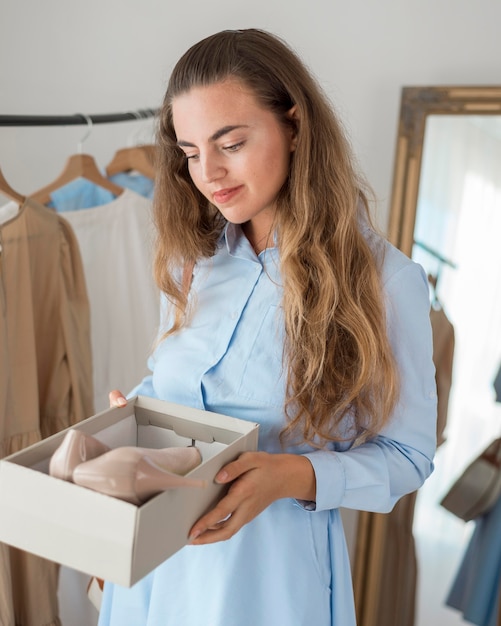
[389,88,501,626]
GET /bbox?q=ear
[286,105,299,152]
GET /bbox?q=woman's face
[172,79,296,239]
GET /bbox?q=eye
[223,141,245,153]
[184,153,199,161]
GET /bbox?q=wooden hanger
[30,114,124,205]
[30,153,124,205]
[0,167,25,204]
[105,144,157,179]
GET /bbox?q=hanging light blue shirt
[99,222,437,626]
[45,173,153,212]
[46,177,117,212]
[108,172,154,200]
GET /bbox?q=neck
[242,222,273,255]
[252,233,272,255]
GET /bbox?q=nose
[199,151,225,183]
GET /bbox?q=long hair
[154,28,399,445]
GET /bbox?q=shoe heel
[49,430,110,482]
[134,456,207,505]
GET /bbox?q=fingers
[189,495,243,544]
[189,517,237,545]
[109,390,127,408]
[214,451,262,484]
[189,454,270,545]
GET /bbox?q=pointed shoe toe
[49,429,110,482]
[73,446,206,505]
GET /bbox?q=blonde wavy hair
[154,28,399,446]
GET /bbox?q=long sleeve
[304,260,437,513]
[127,368,156,399]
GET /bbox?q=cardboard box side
[131,425,259,585]
[0,461,139,586]
[134,396,259,437]
[2,407,136,468]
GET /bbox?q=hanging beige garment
[0,198,94,626]
[430,306,455,446]
[354,306,454,626]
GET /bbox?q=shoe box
[0,395,259,587]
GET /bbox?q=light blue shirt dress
[98,222,437,626]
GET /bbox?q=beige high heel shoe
[73,446,206,505]
[49,429,110,482]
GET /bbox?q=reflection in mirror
[389,88,501,626]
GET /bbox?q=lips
[212,186,243,204]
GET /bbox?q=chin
[217,209,252,225]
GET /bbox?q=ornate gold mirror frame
[353,85,501,626]
[388,85,501,254]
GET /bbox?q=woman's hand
[109,390,128,408]
[188,451,316,545]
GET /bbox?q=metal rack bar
[0,109,158,127]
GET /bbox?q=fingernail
[189,530,201,542]
[215,470,228,483]
[116,397,127,407]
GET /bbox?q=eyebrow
[177,125,249,148]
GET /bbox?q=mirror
[388,86,501,625]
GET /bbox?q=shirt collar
[222,222,277,263]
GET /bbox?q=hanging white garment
[0,200,20,225]
[59,188,160,412]
[48,182,160,626]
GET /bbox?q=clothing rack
[413,239,457,269]
[414,239,457,309]
[0,109,158,127]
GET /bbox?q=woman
[100,28,437,626]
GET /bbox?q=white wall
[1,2,500,623]
[1,0,501,229]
